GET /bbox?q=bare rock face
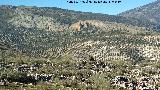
[69,21,83,31]
[69,20,107,31]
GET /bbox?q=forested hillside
[0,4,160,90]
[119,0,160,30]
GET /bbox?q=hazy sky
[0,0,157,15]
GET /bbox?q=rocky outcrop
[69,20,107,31]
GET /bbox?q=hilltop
[119,0,160,30]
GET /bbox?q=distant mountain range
[0,0,160,62]
[119,0,160,30]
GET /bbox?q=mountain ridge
[0,4,158,59]
[0,2,160,90]
[119,0,160,29]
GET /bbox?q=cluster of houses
[0,59,160,90]
[0,73,53,86]
[0,61,53,85]
[0,57,112,86]
[112,74,160,90]
[16,64,39,72]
